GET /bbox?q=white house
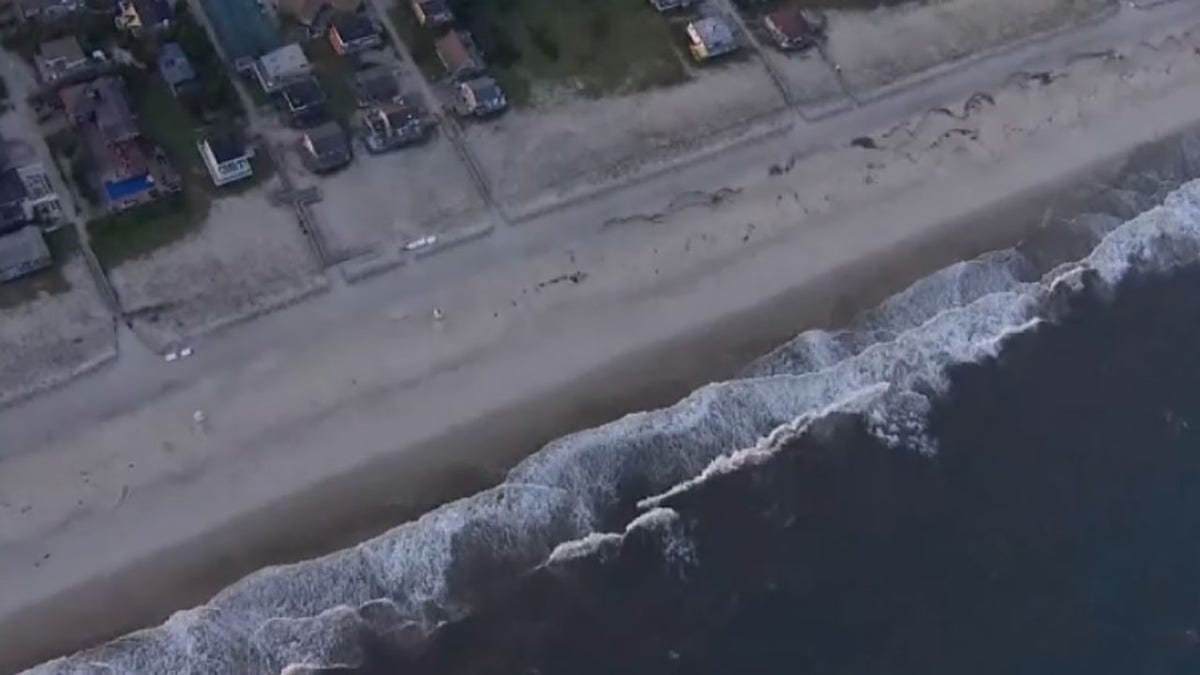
[253,43,311,93]
[198,136,254,187]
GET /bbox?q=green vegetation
[1,11,115,62]
[390,6,442,81]
[303,38,357,125]
[86,192,203,267]
[395,0,687,107]
[0,226,77,309]
[168,4,245,122]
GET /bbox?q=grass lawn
[303,39,358,125]
[0,226,78,310]
[86,192,205,268]
[393,0,688,107]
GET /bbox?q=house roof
[305,121,348,154]
[204,135,246,163]
[765,6,812,39]
[377,101,419,127]
[59,77,138,142]
[332,13,375,42]
[435,30,478,70]
[414,0,450,18]
[282,0,360,25]
[0,168,28,207]
[282,77,325,109]
[157,43,197,86]
[353,66,399,102]
[689,17,734,48]
[465,77,503,103]
[39,36,84,63]
[0,226,50,273]
[258,43,310,80]
[131,0,171,24]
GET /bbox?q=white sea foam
[29,178,1200,675]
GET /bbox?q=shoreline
[7,11,1200,672]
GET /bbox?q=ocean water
[29,137,1200,674]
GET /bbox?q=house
[59,77,139,144]
[648,0,694,12]
[763,6,818,51]
[353,66,400,107]
[15,163,64,225]
[281,0,360,26]
[116,0,172,34]
[685,16,737,62]
[435,30,484,81]
[456,77,506,117]
[0,226,51,283]
[329,13,380,56]
[17,0,83,23]
[299,121,351,173]
[35,36,89,84]
[279,76,327,127]
[0,168,29,235]
[411,0,452,28]
[88,134,159,211]
[253,43,311,93]
[157,43,198,97]
[359,101,428,153]
[197,135,253,186]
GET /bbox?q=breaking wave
[28,177,1200,674]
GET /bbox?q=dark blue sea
[28,137,1200,674]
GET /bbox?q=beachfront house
[0,226,51,283]
[649,0,694,12]
[281,0,360,26]
[435,30,484,81]
[59,77,139,144]
[686,17,738,62]
[411,0,452,27]
[359,101,429,153]
[300,121,352,173]
[280,76,327,127]
[353,66,400,107]
[198,135,254,186]
[157,43,199,97]
[456,76,506,117]
[115,0,173,35]
[35,36,89,84]
[329,14,380,56]
[253,43,311,93]
[763,6,820,51]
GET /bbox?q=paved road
[1,0,1197,459]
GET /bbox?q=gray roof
[0,226,51,275]
[306,121,347,154]
[157,43,197,87]
[690,17,735,49]
[258,43,309,80]
[39,36,84,63]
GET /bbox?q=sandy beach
[5,2,1200,671]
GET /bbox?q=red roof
[765,6,811,39]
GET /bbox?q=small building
[0,168,30,235]
[14,163,63,226]
[281,0,360,26]
[411,0,452,28]
[456,77,506,117]
[35,36,89,84]
[157,43,199,97]
[279,76,327,127]
[648,0,694,12]
[197,135,254,186]
[435,30,484,82]
[359,101,429,153]
[353,65,400,107]
[116,0,173,34]
[329,13,380,56]
[300,121,351,173]
[0,226,52,284]
[17,0,84,23]
[253,43,311,93]
[763,6,818,52]
[686,17,737,62]
[59,77,139,144]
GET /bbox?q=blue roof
[104,174,154,201]
[200,0,281,60]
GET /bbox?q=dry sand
[110,191,329,349]
[4,4,1200,671]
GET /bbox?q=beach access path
[3,1,1200,670]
